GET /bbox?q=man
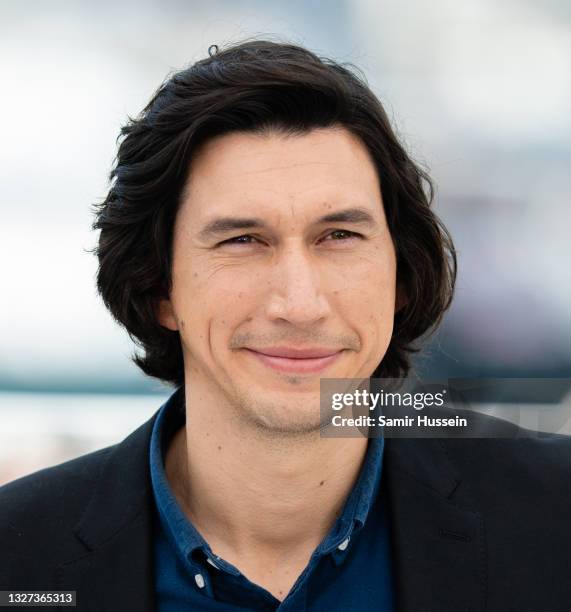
[1,40,570,611]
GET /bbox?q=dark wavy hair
[91,38,456,388]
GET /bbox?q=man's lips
[247,346,342,359]
[243,347,344,374]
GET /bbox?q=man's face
[158,127,397,434]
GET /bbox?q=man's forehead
[179,128,383,228]
[186,128,380,190]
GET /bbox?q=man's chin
[249,415,325,437]
[235,399,324,437]
[227,382,336,437]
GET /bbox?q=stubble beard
[230,378,329,440]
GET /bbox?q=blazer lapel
[385,438,486,612]
[56,411,161,612]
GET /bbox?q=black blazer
[1,407,570,611]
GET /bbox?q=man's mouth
[243,346,344,374]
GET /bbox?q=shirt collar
[149,387,222,571]
[316,433,384,556]
[149,386,384,567]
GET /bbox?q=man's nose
[263,244,331,327]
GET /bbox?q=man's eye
[321,230,362,242]
[219,235,260,246]
[218,231,362,247]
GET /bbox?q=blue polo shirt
[149,387,395,611]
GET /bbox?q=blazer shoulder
[0,406,159,588]
[444,432,571,506]
[0,445,115,552]
[446,429,571,467]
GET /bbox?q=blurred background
[1,0,570,484]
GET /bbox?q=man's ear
[395,283,408,313]
[156,298,179,331]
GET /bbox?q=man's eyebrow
[198,217,268,239]
[316,207,378,226]
[198,207,378,240]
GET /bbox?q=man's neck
[164,391,369,595]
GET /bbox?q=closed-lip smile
[243,346,344,374]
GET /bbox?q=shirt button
[206,557,219,569]
[338,537,350,551]
[194,573,206,588]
